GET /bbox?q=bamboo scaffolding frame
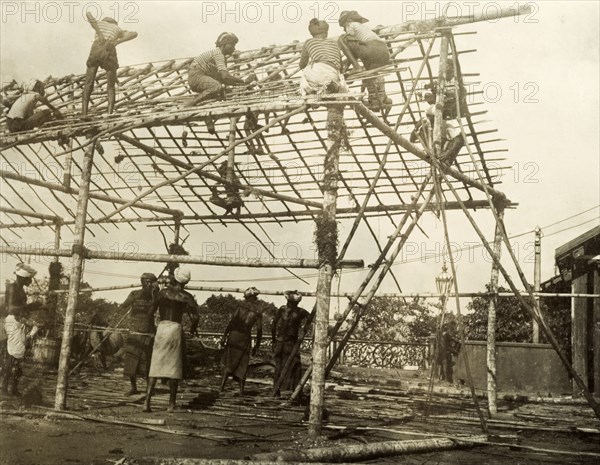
[0,245,363,269]
[0,170,181,216]
[0,12,538,430]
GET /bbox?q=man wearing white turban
[144,267,199,412]
[1,263,38,396]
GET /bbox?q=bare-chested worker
[143,268,199,412]
[219,287,263,395]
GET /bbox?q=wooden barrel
[32,337,60,366]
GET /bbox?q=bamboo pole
[250,438,480,462]
[438,171,600,420]
[117,132,323,210]
[325,188,436,377]
[288,177,433,402]
[436,174,488,434]
[352,103,510,204]
[0,170,181,216]
[444,45,600,419]
[533,226,542,343]
[182,286,599,299]
[339,37,436,260]
[594,270,600,396]
[0,206,59,222]
[487,207,504,417]
[53,220,62,264]
[227,117,238,186]
[54,143,95,410]
[308,104,343,439]
[0,245,363,269]
[99,105,310,221]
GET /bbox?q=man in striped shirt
[338,10,392,111]
[187,32,256,107]
[299,19,348,96]
[82,12,138,116]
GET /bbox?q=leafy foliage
[198,294,278,333]
[353,296,437,342]
[463,284,571,354]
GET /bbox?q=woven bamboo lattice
[0,24,511,240]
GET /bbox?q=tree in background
[199,294,278,333]
[353,296,437,342]
[463,284,571,356]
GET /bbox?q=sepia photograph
[0,1,599,464]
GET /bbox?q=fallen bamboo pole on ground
[140,459,358,465]
[249,437,483,462]
[2,409,229,442]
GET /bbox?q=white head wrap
[15,262,37,278]
[174,267,191,284]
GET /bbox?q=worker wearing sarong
[120,273,158,396]
[187,32,257,107]
[338,10,391,111]
[271,291,310,397]
[1,263,38,397]
[220,287,263,395]
[143,268,199,412]
[299,19,349,97]
[82,13,138,116]
[6,80,63,133]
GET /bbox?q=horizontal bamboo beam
[0,206,60,222]
[0,284,141,296]
[0,245,364,269]
[0,170,182,217]
[185,285,600,299]
[0,99,355,148]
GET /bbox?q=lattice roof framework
[0,23,512,251]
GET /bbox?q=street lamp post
[434,263,454,381]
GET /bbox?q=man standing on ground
[220,287,263,395]
[1,263,38,397]
[120,273,158,396]
[271,290,310,398]
[143,268,199,412]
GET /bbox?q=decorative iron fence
[197,332,429,369]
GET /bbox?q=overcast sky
[1,1,598,314]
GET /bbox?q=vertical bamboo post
[533,226,542,343]
[54,143,95,410]
[486,206,504,417]
[594,269,600,396]
[51,219,62,338]
[173,218,181,246]
[63,83,75,187]
[572,273,588,397]
[308,104,343,439]
[53,220,62,263]
[432,33,449,158]
[227,117,239,185]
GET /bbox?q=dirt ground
[1,347,599,465]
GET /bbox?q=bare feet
[126,388,139,396]
[143,404,151,412]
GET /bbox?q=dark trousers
[1,354,22,393]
